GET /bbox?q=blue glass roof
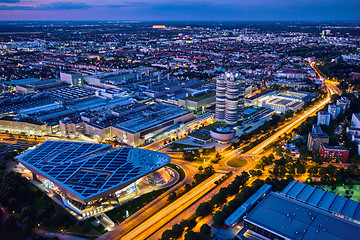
[17,141,170,202]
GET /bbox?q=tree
[4,214,17,231]
[180,219,196,229]
[279,166,287,176]
[161,229,174,240]
[296,165,306,175]
[272,166,280,176]
[275,147,283,157]
[288,165,296,175]
[171,224,184,238]
[213,211,226,226]
[184,230,200,240]
[308,166,319,175]
[196,202,212,217]
[8,197,20,211]
[200,224,212,237]
[168,192,177,202]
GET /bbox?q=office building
[215,72,246,125]
[317,111,331,126]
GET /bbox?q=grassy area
[227,158,247,168]
[320,184,360,202]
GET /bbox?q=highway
[97,160,195,240]
[147,157,257,240]
[247,94,331,155]
[119,173,224,240]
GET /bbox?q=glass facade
[215,72,245,125]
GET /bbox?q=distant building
[346,127,360,137]
[351,113,360,128]
[60,72,84,86]
[327,104,341,118]
[307,125,329,151]
[178,90,216,112]
[215,72,246,125]
[337,97,351,113]
[210,126,236,144]
[320,143,349,162]
[248,90,316,114]
[0,116,52,135]
[317,111,331,126]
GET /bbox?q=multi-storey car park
[16,141,172,218]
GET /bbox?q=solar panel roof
[17,141,171,202]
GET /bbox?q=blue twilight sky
[0,0,359,21]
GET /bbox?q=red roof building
[320,143,349,162]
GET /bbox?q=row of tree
[212,177,294,226]
[161,221,212,240]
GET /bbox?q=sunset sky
[0,0,359,21]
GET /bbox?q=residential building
[337,97,351,113]
[320,143,349,162]
[351,113,360,128]
[307,125,329,151]
[317,111,331,126]
[327,104,341,118]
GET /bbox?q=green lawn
[227,158,247,168]
[321,184,360,202]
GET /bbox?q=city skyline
[0,0,359,21]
